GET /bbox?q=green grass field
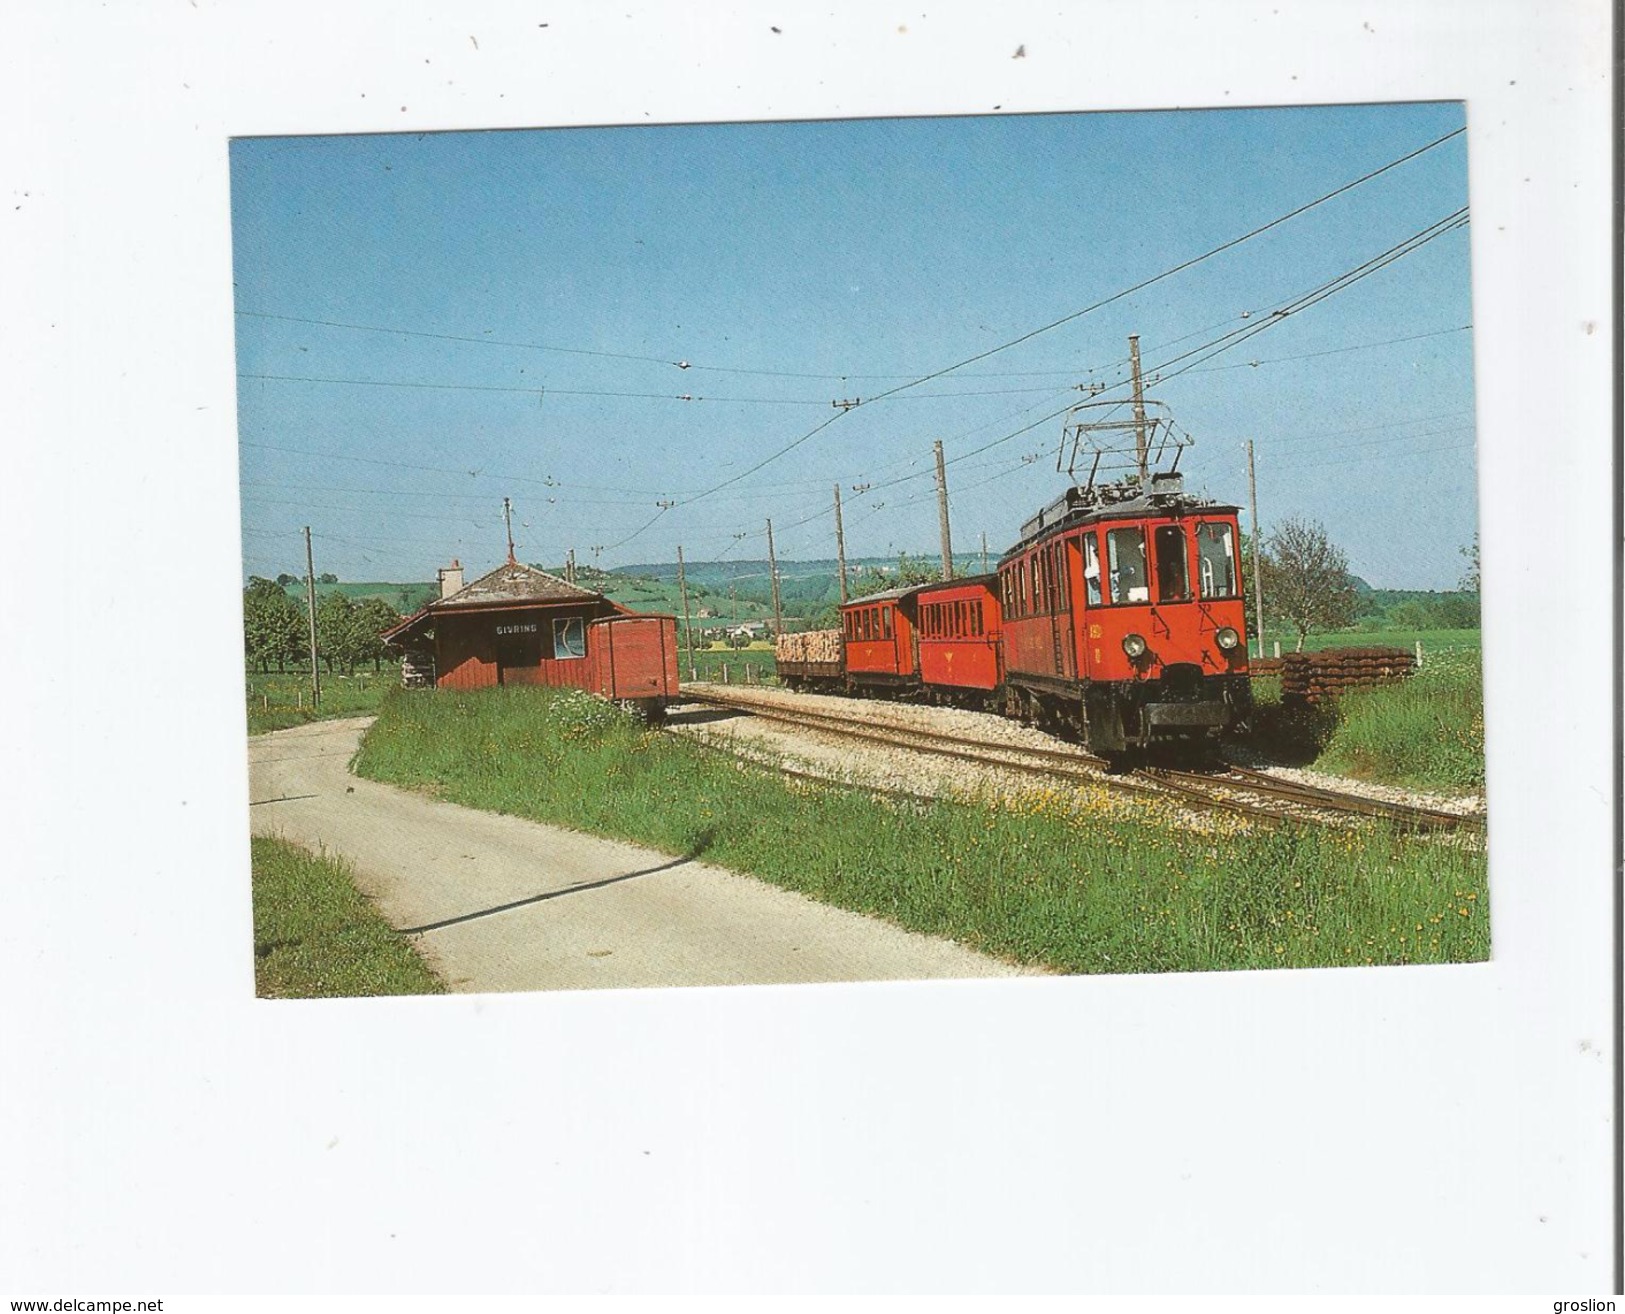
[246,669,394,736]
[681,644,780,684]
[1264,627,1481,657]
[250,835,446,998]
[1315,645,1484,791]
[353,686,1488,976]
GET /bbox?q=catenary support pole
[766,518,783,635]
[676,545,696,681]
[1129,334,1150,484]
[303,525,321,708]
[934,439,954,580]
[833,483,849,604]
[1247,438,1265,658]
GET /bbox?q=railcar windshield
[1154,525,1192,602]
[1106,526,1149,604]
[1197,522,1240,599]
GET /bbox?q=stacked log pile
[775,629,843,664]
[400,648,436,688]
[1279,646,1417,703]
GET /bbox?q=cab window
[1107,527,1149,604]
[1198,522,1240,599]
[1154,525,1192,602]
[1082,534,1103,605]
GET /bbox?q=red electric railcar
[997,473,1251,753]
[771,474,1252,758]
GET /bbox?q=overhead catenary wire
[728,215,1472,563]
[619,127,1468,532]
[243,132,1470,572]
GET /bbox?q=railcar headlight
[1215,626,1241,651]
[1122,633,1148,659]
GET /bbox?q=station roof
[383,561,614,645]
[437,561,599,608]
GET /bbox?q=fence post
[1415,640,1423,668]
[722,663,730,684]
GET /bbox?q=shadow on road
[400,829,719,936]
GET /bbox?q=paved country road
[248,717,1036,993]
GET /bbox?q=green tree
[353,597,403,671]
[1459,533,1480,594]
[243,577,304,673]
[316,592,369,675]
[848,553,943,602]
[1259,517,1358,652]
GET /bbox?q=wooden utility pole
[933,439,954,580]
[833,483,849,603]
[981,530,989,574]
[1129,334,1150,483]
[1247,439,1265,658]
[502,497,516,564]
[676,545,696,681]
[765,518,783,635]
[566,548,576,585]
[302,525,321,707]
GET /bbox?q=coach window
[882,607,892,640]
[1197,522,1240,599]
[1154,525,1192,602]
[1107,527,1149,604]
[553,616,586,659]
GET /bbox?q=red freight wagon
[914,574,1003,696]
[589,614,680,709]
[839,587,919,691]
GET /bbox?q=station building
[383,558,678,704]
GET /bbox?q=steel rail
[679,684,1483,836]
[678,690,1280,826]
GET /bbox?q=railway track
[675,684,1485,837]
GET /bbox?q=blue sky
[233,102,1476,589]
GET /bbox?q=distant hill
[259,564,1479,635]
[618,553,988,619]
